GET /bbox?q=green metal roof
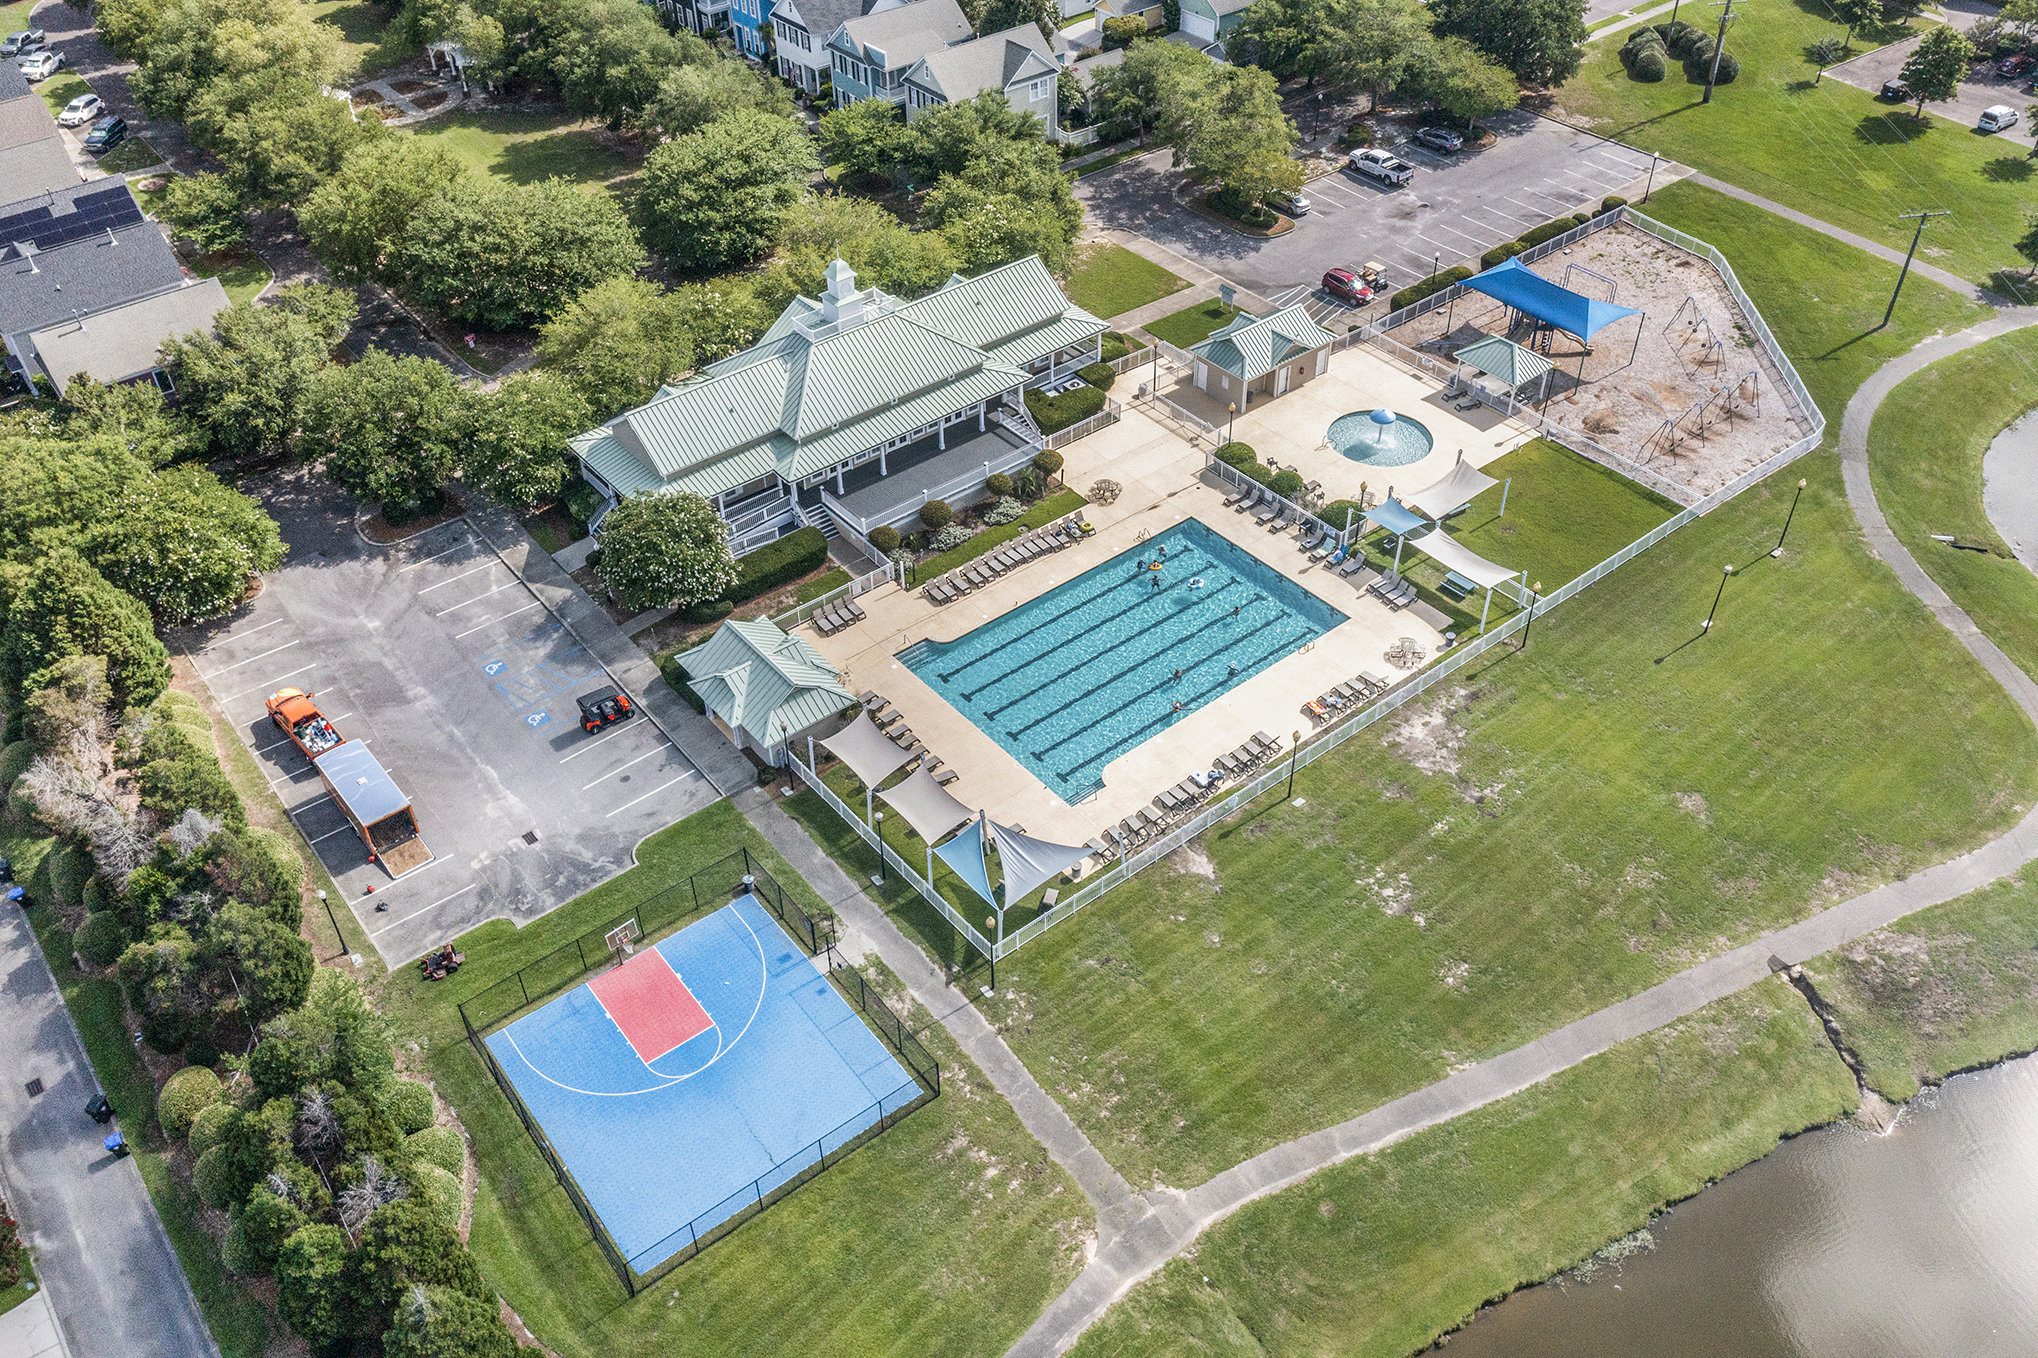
[571,256,1104,502]
[1189,304,1338,382]
[676,618,853,745]
[1451,332,1555,388]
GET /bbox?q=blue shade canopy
[1365,495,1428,537]
[934,815,997,909]
[1463,257,1640,342]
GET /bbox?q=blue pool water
[901,518,1345,802]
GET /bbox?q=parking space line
[232,618,286,638]
[580,745,669,790]
[605,773,695,817]
[306,824,355,844]
[455,600,544,639]
[436,580,524,616]
[558,722,648,762]
[224,663,317,701]
[255,734,297,755]
[284,794,334,821]
[401,539,478,571]
[1427,221,1490,247]
[269,767,321,788]
[370,882,477,936]
[200,639,300,677]
[416,561,499,594]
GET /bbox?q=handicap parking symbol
[483,660,506,677]
[525,712,552,729]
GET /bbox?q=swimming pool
[900,518,1345,802]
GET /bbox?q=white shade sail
[988,819,1090,904]
[1403,459,1499,521]
[877,766,976,844]
[820,711,915,787]
[1405,526,1519,590]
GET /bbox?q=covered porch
[808,421,1041,537]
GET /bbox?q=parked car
[1978,104,2022,133]
[1268,190,1311,217]
[1348,148,1414,186]
[56,92,103,126]
[1880,76,1908,100]
[1997,53,2033,78]
[82,115,127,154]
[1413,126,1464,153]
[17,50,64,81]
[0,29,45,56]
[1321,267,1373,306]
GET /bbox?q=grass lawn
[0,0,37,34]
[1443,437,1680,590]
[380,801,1089,1358]
[1061,243,1188,321]
[1865,329,2038,685]
[36,72,90,119]
[189,249,272,306]
[1561,2,2033,287]
[407,110,641,193]
[96,138,165,173]
[1076,144,1155,177]
[1068,979,1856,1358]
[309,0,415,76]
[1804,874,2038,1103]
[1143,297,1246,348]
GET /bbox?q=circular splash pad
[1328,409,1435,467]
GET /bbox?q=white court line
[455,600,544,639]
[200,639,300,677]
[559,722,645,762]
[581,745,668,790]
[604,773,695,817]
[415,561,498,594]
[370,882,478,936]
[400,539,477,571]
[223,663,317,701]
[436,579,523,616]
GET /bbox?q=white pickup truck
[1348,148,1415,187]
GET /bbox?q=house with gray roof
[676,618,855,765]
[568,255,1105,553]
[1177,0,1251,45]
[0,58,79,199]
[827,0,972,107]
[774,0,911,96]
[0,222,192,394]
[901,23,1059,134]
[21,276,229,397]
[1187,304,1339,406]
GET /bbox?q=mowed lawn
[1560,2,2033,286]
[1865,328,2038,685]
[1068,980,1856,1358]
[406,110,642,193]
[1061,243,1188,321]
[1144,297,1246,348]
[382,801,1088,1358]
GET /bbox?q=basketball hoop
[604,919,642,964]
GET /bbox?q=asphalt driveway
[171,475,718,966]
[1078,110,1661,312]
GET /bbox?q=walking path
[0,1288,66,1358]
[992,309,2038,1357]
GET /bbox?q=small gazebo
[1451,333,1556,405]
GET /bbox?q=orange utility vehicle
[265,688,344,759]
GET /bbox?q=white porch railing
[1045,396,1123,449]
[1056,124,1102,147]
[821,436,1047,537]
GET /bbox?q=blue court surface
[485,896,919,1269]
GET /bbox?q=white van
[1978,105,2021,134]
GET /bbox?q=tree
[457,373,591,510]
[765,194,957,304]
[356,1200,490,1311]
[903,91,1043,181]
[1898,24,1974,116]
[636,112,819,274]
[303,351,464,513]
[1226,0,1338,80]
[85,463,286,624]
[817,98,915,183]
[63,380,200,467]
[274,1224,356,1349]
[1413,35,1520,124]
[2,551,171,708]
[158,173,248,254]
[1090,37,1210,141]
[542,0,706,125]
[190,78,384,207]
[636,59,794,140]
[590,493,739,611]
[161,284,356,460]
[202,827,303,926]
[382,1285,518,1358]
[976,0,1056,37]
[1158,63,1302,210]
[1429,0,1587,86]
[392,178,644,330]
[938,196,1083,273]
[205,903,315,1023]
[535,276,695,417]
[2014,213,2038,280]
[1827,0,1881,48]
[918,135,1084,270]
[127,0,349,120]
[1309,0,1435,104]
[117,925,204,1050]
[299,138,466,283]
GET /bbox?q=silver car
[1269,190,1312,217]
[58,92,104,126]
[1,29,45,56]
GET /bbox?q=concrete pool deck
[801,405,1458,848]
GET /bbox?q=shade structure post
[1392,533,1405,575]
[1499,476,1511,518]
[1344,506,1353,545]
[1628,313,1643,369]
[1480,587,1493,633]
[865,786,872,827]
[1443,290,1456,337]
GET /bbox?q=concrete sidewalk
[0,1288,68,1358]
[0,903,217,1358]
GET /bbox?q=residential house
[901,23,1059,135]
[20,277,229,397]
[568,256,1105,554]
[728,0,775,60]
[657,0,732,37]
[676,619,854,765]
[0,60,79,199]
[1174,0,1249,48]
[827,0,971,107]
[1187,304,1338,405]
[773,0,911,97]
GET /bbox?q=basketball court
[484,895,921,1271]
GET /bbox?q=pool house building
[1187,304,1339,407]
[568,256,1106,554]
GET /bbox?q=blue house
[728,0,775,59]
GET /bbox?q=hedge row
[1025,383,1108,434]
[730,526,828,604]
[1215,441,1307,499]
[1390,265,1475,313]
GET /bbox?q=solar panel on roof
[0,185,143,260]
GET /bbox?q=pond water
[1440,1055,2038,1357]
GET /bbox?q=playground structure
[1639,369,1763,466]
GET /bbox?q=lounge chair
[944,571,972,594]
[845,599,867,621]
[1174,779,1202,804]
[1222,482,1252,508]
[1360,670,1389,693]
[1154,792,1181,816]
[1303,700,1329,723]
[857,690,880,707]
[1299,527,1324,553]
[1236,488,1262,515]
[1254,499,1281,524]
[925,579,956,604]
[934,768,960,786]
[1336,554,1367,577]
[1252,731,1279,758]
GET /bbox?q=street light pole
[1228,401,1237,443]
[1518,580,1542,652]
[1772,477,1806,556]
[1703,564,1733,631]
[1286,729,1301,800]
[317,889,344,958]
[1431,251,1440,281]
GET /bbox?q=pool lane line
[969,572,1245,707]
[982,581,1259,719]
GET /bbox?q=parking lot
[1826,5,2038,155]
[174,480,718,966]
[1078,110,1661,318]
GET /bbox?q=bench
[1439,571,1477,600]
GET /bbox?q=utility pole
[1883,209,1951,328]
[1702,0,1740,105]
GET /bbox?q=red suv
[1322,267,1372,306]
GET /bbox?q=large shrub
[0,740,31,795]
[1024,384,1108,434]
[1480,240,1529,269]
[868,525,900,554]
[384,1080,436,1136]
[194,1144,238,1208]
[983,496,1026,526]
[159,1064,223,1138]
[1033,449,1063,479]
[48,844,89,909]
[985,472,1015,498]
[1390,265,1474,312]
[1517,217,1587,249]
[1077,362,1116,391]
[1630,46,1667,80]
[727,527,828,605]
[405,1126,465,1177]
[407,1162,462,1228]
[222,1218,264,1277]
[919,500,954,531]
[928,523,975,552]
[1270,469,1307,499]
[1709,50,1740,83]
[188,1102,239,1158]
[1214,442,1257,469]
[75,912,129,967]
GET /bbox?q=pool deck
[802,403,1475,849]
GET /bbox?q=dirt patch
[388,78,437,95]
[351,87,386,105]
[1676,791,1710,822]
[360,490,464,543]
[1167,840,1217,881]
[1380,686,1469,778]
[411,90,449,111]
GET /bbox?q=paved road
[169,475,720,965]
[1078,110,1658,307]
[0,903,217,1358]
[29,0,190,174]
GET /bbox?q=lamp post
[1286,728,1301,801]
[1642,151,1659,204]
[1703,564,1733,631]
[317,889,344,958]
[871,811,886,887]
[1228,401,1237,443]
[1772,477,1806,556]
[1518,580,1542,652]
[1431,251,1440,281]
